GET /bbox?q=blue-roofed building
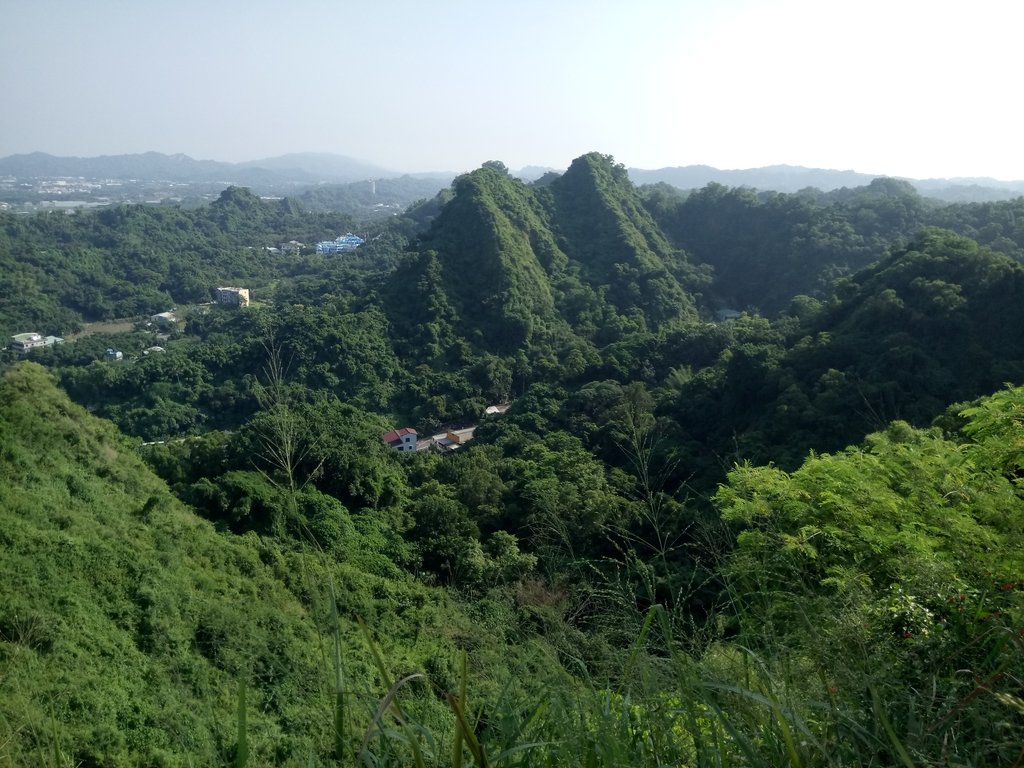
[316,233,365,254]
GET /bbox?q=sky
[1,0,1021,180]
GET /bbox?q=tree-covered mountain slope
[410,164,566,356]
[643,176,1024,317]
[384,154,707,369]
[661,228,1024,475]
[0,363,561,766]
[643,179,910,315]
[545,153,704,330]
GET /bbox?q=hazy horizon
[7,149,1024,186]
[3,0,1021,181]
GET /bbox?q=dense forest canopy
[1,153,1022,766]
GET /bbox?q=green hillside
[383,155,705,376]
[0,364,560,766]
[547,153,702,329]
[1,364,326,764]
[659,229,1024,477]
[4,362,1023,766]
[415,165,565,355]
[644,176,1024,316]
[4,154,1024,766]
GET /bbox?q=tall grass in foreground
[339,605,837,768]
[227,597,1022,768]
[410,610,1018,766]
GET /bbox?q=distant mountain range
[628,164,877,193]
[0,151,397,186]
[2,151,1023,203]
[626,164,1024,202]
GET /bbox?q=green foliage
[384,154,702,379]
[547,153,703,331]
[0,187,369,339]
[654,229,1024,489]
[716,396,1024,765]
[0,363,563,765]
[0,364,330,765]
[8,154,1024,766]
[416,165,567,356]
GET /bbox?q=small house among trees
[382,427,417,452]
[10,332,63,354]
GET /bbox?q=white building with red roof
[382,427,417,452]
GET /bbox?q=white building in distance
[216,287,250,307]
[10,332,63,354]
[316,233,365,254]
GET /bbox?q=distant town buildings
[10,332,63,355]
[215,287,250,307]
[316,233,365,254]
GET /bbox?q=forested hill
[3,152,1024,764]
[544,153,702,328]
[659,229,1024,477]
[0,186,366,339]
[0,363,565,765]
[628,162,1024,201]
[398,163,565,357]
[385,154,706,366]
[643,177,1024,315]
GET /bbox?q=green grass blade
[622,604,659,686]
[453,649,467,768]
[358,673,425,760]
[768,692,802,768]
[330,580,346,764]
[869,684,916,768]
[235,677,248,768]
[448,690,489,768]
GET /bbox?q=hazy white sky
[2,0,1020,179]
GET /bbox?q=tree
[408,481,480,584]
[239,341,324,533]
[482,160,509,175]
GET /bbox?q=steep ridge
[0,363,332,764]
[415,165,567,355]
[385,154,705,364]
[546,153,700,328]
